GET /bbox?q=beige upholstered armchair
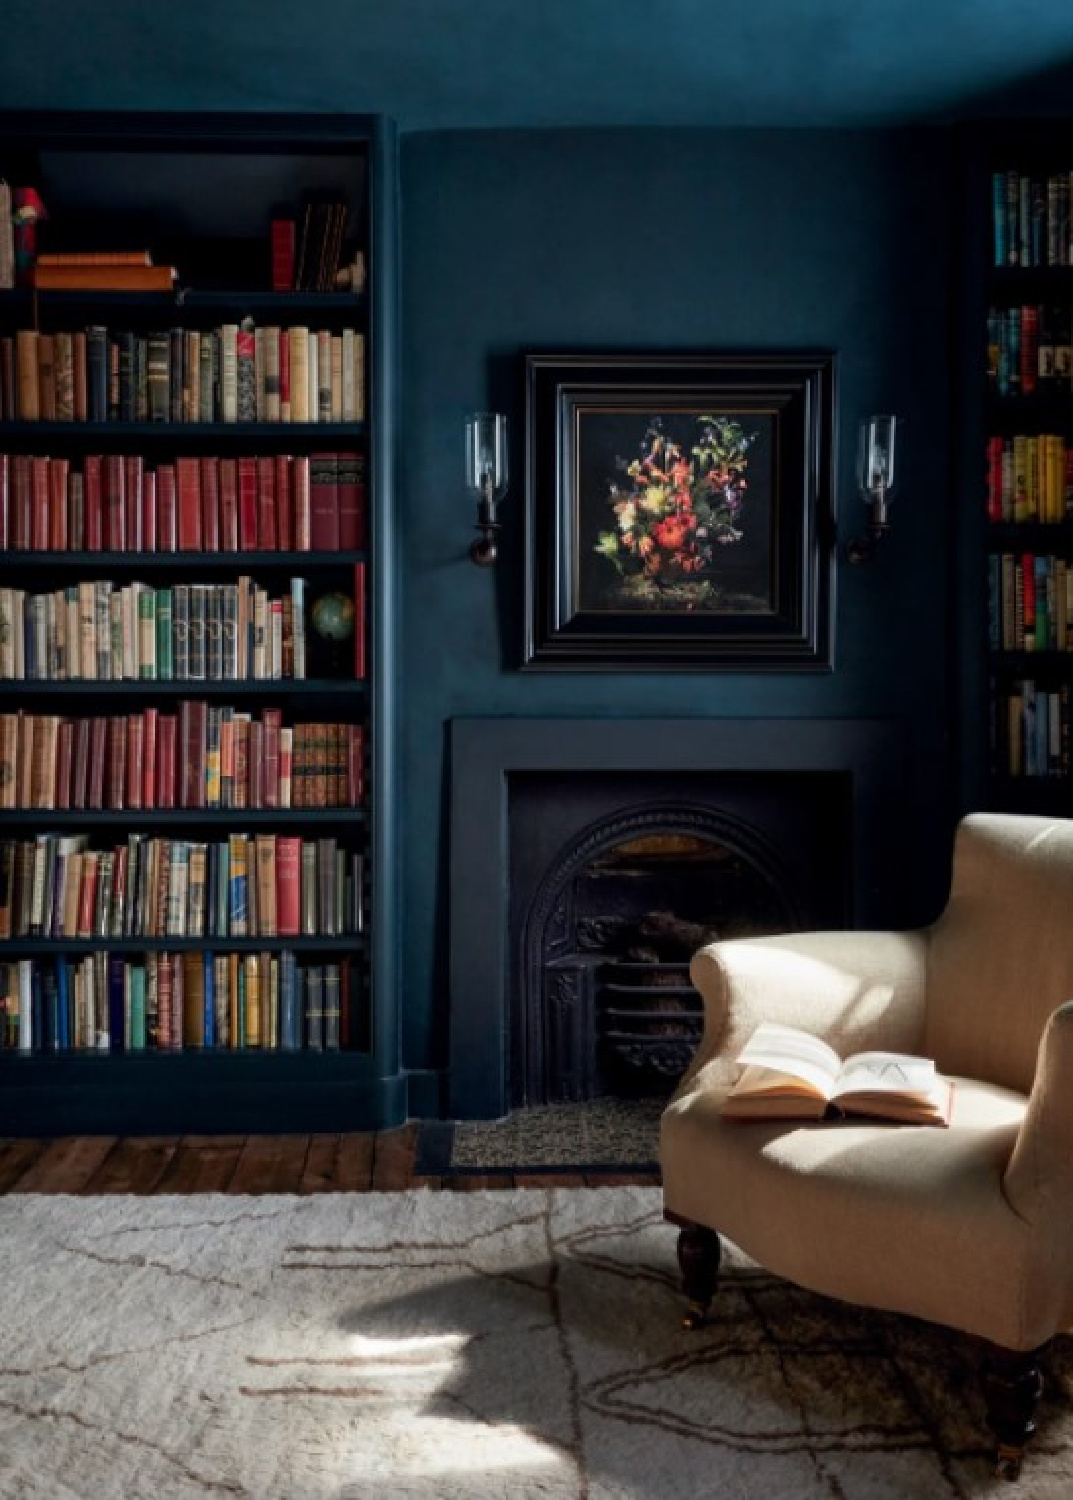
[660,812,1073,1479]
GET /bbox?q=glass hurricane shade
[857,414,897,500]
[465,413,509,502]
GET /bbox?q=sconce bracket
[470,521,501,566]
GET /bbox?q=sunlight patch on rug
[0,1187,1071,1498]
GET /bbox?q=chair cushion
[661,1075,1038,1346]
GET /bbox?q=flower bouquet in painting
[594,414,760,610]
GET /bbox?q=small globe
[311,592,355,644]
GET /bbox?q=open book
[722,1021,952,1126]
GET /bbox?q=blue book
[203,951,215,1050]
[56,960,69,1051]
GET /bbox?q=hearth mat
[414,1098,663,1175]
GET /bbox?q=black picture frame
[523,351,837,671]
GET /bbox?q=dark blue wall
[399,127,955,1078]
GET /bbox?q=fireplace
[509,771,849,1106]
[449,718,905,1120]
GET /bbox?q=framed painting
[523,351,836,671]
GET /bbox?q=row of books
[0,832,364,943]
[0,450,366,553]
[985,434,1073,524]
[988,553,1073,652]
[0,951,362,1054]
[989,679,1072,779]
[4,322,366,425]
[0,709,366,812]
[0,577,317,683]
[991,170,1073,269]
[987,306,1073,397]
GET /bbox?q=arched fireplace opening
[508,771,850,1108]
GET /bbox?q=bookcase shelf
[5,680,368,696]
[0,808,367,825]
[967,125,1073,802]
[0,110,400,1133]
[0,936,366,955]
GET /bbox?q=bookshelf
[968,125,1073,817]
[0,111,401,1133]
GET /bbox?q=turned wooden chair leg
[675,1222,721,1330]
[981,1345,1045,1481]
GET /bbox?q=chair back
[925,813,1073,1093]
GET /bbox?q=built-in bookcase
[0,112,401,1133]
[968,125,1073,817]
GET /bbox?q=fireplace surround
[449,717,907,1119]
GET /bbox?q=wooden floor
[0,1127,661,1195]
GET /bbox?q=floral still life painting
[589,411,773,614]
[523,352,835,671]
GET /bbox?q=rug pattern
[0,1187,1071,1498]
[416,1099,663,1174]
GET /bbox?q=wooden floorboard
[0,1129,660,1195]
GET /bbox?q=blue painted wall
[399,127,955,1080]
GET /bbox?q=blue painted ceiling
[5,0,1073,130]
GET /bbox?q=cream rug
[1,1186,1072,1499]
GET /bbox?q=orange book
[31,262,178,291]
[36,250,152,267]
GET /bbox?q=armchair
[660,812,1073,1479]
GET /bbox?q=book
[721,1022,952,1126]
[30,262,178,291]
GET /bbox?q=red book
[219,459,239,550]
[156,463,178,552]
[48,457,69,551]
[141,469,157,553]
[276,835,302,936]
[337,451,365,549]
[31,456,49,550]
[199,457,220,551]
[275,454,293,551]
[179,700,207,809]
[126,714,144,809]
[103,454,126,552]
[256,456,278,551]
[124,455,144,552]
[55,720,74,810]
[353,561,366,680]
[347,723,365,806]
[106,714,127,809]
[76,855,98,940]
[293,455,311,550]
[83,456,103,551]
[237,456,259,550]
[0,452,8,549]
[71,719,91,809]
[175,457,203,551]
[156,713,177,809]
[271,218,296,293]
[88,716,108,809]
[142,707,158,810]
[309,452,340,549]
[12,455,31,549]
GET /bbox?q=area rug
[415,1098,663,1175]
[2,1188,1072,1499]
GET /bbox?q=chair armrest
[678,930,930,1096]
[1003,1000,1073,1226]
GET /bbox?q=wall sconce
[465,412,509,565]
[847,414,899,565]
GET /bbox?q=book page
[735,1021,842,1097]
[831,1050,937,1100]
